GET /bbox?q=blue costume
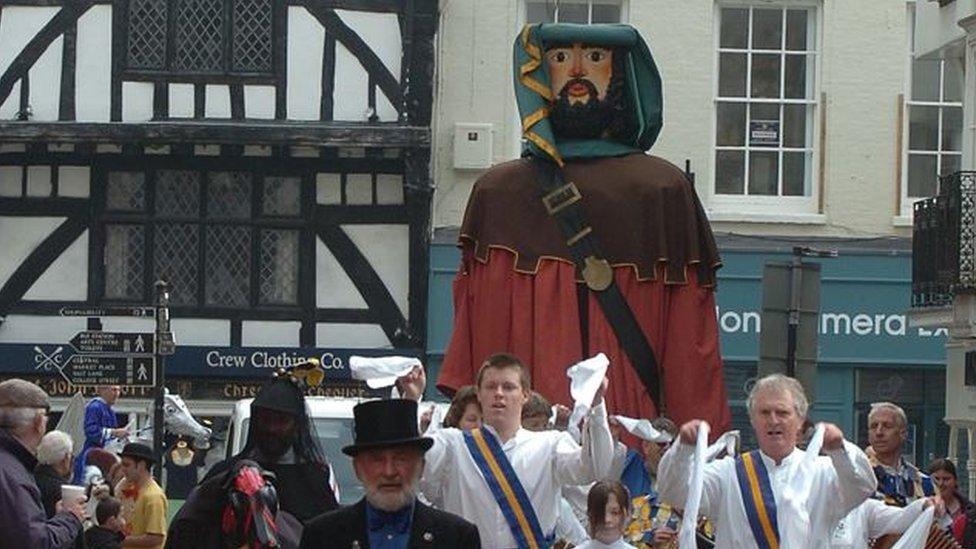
[619,448,654,501]
[72,397,118,483]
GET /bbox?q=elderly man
[0,378,85,549]
[34,430,75,518]
[402,353,614,548]
[657,374,876,548]
[300,399,480,548]
[74,385,128,483]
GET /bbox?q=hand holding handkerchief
[349,355,422,389]
[566,353,609,441]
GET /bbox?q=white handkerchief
[704,430,740,461]
[679,421,710,549]
[612,415,672,443]
[566,353,609,440]
[350,355,421,389]
[891,506,934,549]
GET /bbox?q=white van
[226,396,365,504]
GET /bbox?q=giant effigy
[437,23,730,432]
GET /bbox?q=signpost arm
[152,281,172,481]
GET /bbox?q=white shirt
[420,402,614,548]
[830,498,928,549]
[657,440,876,549]
[574,537,638,549]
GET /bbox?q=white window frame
[708,1,823,220]
[521,0,629,26]
[513,0,630,158]
[899,3,963,219]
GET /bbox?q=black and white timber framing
[0,0,438,357]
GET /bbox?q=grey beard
[364,476,420,513]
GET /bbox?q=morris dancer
[402,353,614,548]
[657,374,876,547]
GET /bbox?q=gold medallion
[582,256,613,291]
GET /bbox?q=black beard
[549,87,614,140]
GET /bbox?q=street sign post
[61,355,156,386]
[70,331,155,355]
[60,306,156,318]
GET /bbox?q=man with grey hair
[657,374,876,547]
[0,378,85,548]
[867,401,934,507]
[34,430,74,518]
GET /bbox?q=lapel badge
[422,532,434,542]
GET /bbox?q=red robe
[438,153,730,432]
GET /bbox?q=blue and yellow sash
[463,428,548,549]
[734,450,780,549]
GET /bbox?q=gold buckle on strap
[542,182,582,215]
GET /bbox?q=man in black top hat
[192,376,337,524]
[300,399,480,549]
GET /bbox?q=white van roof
[231,396,371,419]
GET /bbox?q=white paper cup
[60,484,86,504]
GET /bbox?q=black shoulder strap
[531,157,664,411]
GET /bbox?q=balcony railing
[912,171,976,307]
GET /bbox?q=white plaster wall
[75,5,112,122]
[122,82,154,122]
[342,225,409,317]
[287,6,325,121]
[315,323,391,348]
[206,85,231,118]
[432,0,913,238]
[316,238,367,308]
[28,35,63,121]
[0,314,86,344]
[335,9,402,121]
[0,217,64,289]
[0,7,58,119]
[244,85,276,119]
[169,84,195,118]
[242,321,301,347]
[170,319,230,346]
[23,229,88,300]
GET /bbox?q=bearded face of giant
[545,43,618,139]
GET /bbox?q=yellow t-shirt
[119,478,168,549]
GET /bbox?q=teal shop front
[426,232,949,466]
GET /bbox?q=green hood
[513,23,663,165]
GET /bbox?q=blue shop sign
[0,343,422,380]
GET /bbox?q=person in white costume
[830,496,938,548]
[399,352,615,548]
[575,480,639,549]
[657,374,876,548]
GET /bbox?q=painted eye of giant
[549,50,569,63]
[586,50,606,62]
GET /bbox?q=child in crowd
[85,497,126,549]
[577,480,638,549]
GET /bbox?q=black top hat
[119,442,155,464]
[342,399,434,456]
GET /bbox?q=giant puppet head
[514,24,663,165]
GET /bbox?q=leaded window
[99,168,304,309]
[124,0,276,76]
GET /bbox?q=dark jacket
[85,526,124,549]
[300,499,481,549]
[0,430,81,549]
[34,464,70,519]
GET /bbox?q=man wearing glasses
[0,378,86,548]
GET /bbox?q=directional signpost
[70,331,155,354]
[62,355,156,386]
[55,330,157,386]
